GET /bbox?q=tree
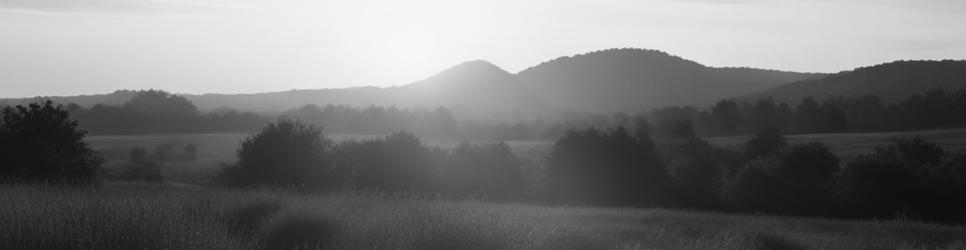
[834,154,919,219]
[118,146,163,182]
[664,138,725,208]
[0,101,104,185]
[441,141,527,200]
[744,127,786,159]
[794,97,823,132]
[547,126,667,206]
[222,119,333,188]
[349,132,435,191]
[771,143,840,214]
[709,100,743,136]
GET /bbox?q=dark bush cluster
[221,119,333,188]
[117,147,163,182]
[438,141,527,200]
[547,125,668,206]
[836,138,966,222]
[0,101,104,185]
[70,90,269,134]
[222,120,527,201]
[656,88,966,137]
[223,118,966,223]
[721,132,966,223]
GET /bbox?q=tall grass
[1,183,964,249]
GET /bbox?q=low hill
[2,48,824,118]
[517,48,824,113]
[742,60,966,104]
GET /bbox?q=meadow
[2,183,964,250]
[84,128,966,184]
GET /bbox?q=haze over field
[4,1,966,249]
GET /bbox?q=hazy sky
[1,0,964,98]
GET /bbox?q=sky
[1,0,964,98]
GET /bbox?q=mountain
[515,49,824,113]
[2,48,825,118]
[742,60,966,104]
[384,60,554,118]
[174,61,551,120]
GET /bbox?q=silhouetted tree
[348,132,435,192]
[744,127,786,159]
[222,119,333,188]
[118,146,162,182]
[721,158,783,212]
[825,106,848,132]
[547,126,667,206]
[833,137,966,222]
[834,153,919,219]
[709,100,743,136]
[663,138,725,208]
[794,97,823,133]
[0,101,104,185]
[440,141,527,200]
[770,143,840,214]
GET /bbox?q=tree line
[221,117,966,223]
[2,100,965,224]
[657,88,966,137]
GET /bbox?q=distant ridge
[516,48,823,113]
[742,60,966,104]
[2,48,827,118]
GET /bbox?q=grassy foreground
[1,183,964,250]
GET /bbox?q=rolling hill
[516,48,824,113]
[3,48,825,118]
[741,60,966,104]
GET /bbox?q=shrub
[440,141,527,200]
[547,126,667,206]
[834,154,919,219]
[347,132,435,192]
[222,119,333,188]
[744,127,785,159]
[834,138,966,222]
[153,143,175,162]
[723,142,840,215]
[664,138,725,208]
[0,101,104,185]
[721,157,783,212]
[118,147,163,182]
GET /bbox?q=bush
[547,126,667,206]
[721,157,783,212]
[664,138,725,208]
[118,147,163,182]
[440,141,527,200]
[723,142,840,215]
[834,154,919,219]
[222,119,333,188]
[346,132,435,192]
[834,137,966,222]
[744,127,785,159]
[0,101,104,185]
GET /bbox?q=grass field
[84,128,966,184]
[2,183,964,250]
